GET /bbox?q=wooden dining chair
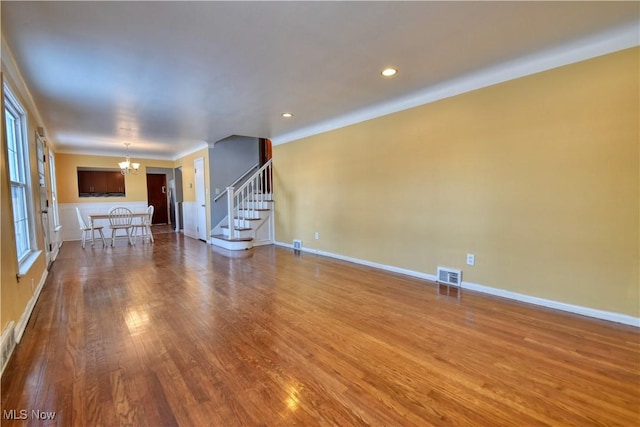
[108,207,134,246]
[133,205,155,244]
[76,207,107,248]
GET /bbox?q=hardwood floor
[2,230,639,426]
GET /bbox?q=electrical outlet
[293,239,302,250]
[466,254,475,266]
[315,231,319,240]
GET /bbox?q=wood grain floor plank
[1,228,638,426]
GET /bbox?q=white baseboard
[15,269,49,343]
[274,241,639,327]
[184,231,199,240]
[253,240,274,247]
[50,241,62,262]
[460,281,639,327]
[1,321,16,377]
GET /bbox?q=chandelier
[118,143,140,175]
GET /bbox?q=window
[4,84,37,268]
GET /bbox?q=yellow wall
[55,148,212,233]
[274,48,639,317]
[1,44,210,334]
[56,153,174,203]
[173,147,208,202]
[174,147,211,232]
[3,130,210,333]
[1,71,48,332]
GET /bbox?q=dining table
[88,212,150,221]
[89,211,153,243]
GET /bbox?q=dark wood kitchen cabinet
[77,169,126,197]
[77,170,93,194]
[106,172,125,193]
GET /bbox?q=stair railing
[225,159,272,238]
[213,163,259,202]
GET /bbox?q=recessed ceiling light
[282,112,293,118]
[381,68,398,77]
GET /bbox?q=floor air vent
[437,267,462,287]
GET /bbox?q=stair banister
[226,186,235,237]
[220,159,272,240]
[214,162,260,202]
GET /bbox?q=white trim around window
[4,83,40,276]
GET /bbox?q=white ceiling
[2,1,638,160]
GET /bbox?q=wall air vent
[437,267,462,287]
[293,239,302,250]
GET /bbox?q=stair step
[220,226,252,231]
[234,217,261,221]
[211,234,253,242]
[237,208,270,212]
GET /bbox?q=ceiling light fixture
[118,143,140,175]
[282,112,293,118]
[381,67,398,77]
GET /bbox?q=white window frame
[4,83,39,275]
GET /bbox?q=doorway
[146,174,169,224]
[36,134,51,266]
[259,138,272,194]
[194,157,207,241]
[172,166,184,231]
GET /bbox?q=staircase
[210,160,274,250]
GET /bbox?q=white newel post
[226,186,235,238]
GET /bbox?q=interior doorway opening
[145,167,174,225]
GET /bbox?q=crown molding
[1,32,56,152]
[55,148,174,162]
[172,142,209,161]
[272,21,640,146]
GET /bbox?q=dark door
[259,138,272,194]
[146,174,168,224]
[259,138,272,165]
